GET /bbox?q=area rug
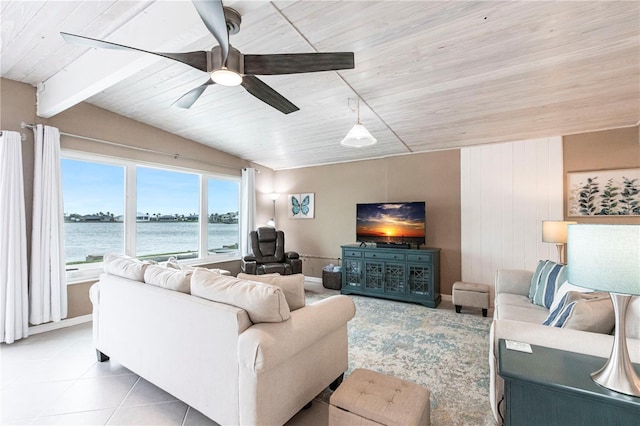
[306,287,495,426]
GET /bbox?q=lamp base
[591,293,640,397]
[555,243,566,264]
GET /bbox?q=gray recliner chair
[241,227,302,275]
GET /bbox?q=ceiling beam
[37,1,211,118]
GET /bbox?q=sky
[61,159,239,216]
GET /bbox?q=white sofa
[90,257,355,426]
[489,269,640,424]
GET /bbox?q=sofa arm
[238,295,356,373]
[89,283,100,348]
[495,269,533,297]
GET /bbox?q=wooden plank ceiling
[2,1,638,170]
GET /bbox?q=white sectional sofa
[489,268,640,424]
[90,255,355,426]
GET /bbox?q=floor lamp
[542,220,577,264]
[266,193,280,228]
[567,224,640,397]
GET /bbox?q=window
[136,166,200,261]
[61,158,125,266]
[208,178,239,254]
[60,153,241,278]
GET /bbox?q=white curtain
[29,124,67,325]
[240,168,257,257]
[0,131,29,343]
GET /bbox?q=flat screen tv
[356,202,426,246]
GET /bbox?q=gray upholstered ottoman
[452,281,490,317]
[329,368,430,426]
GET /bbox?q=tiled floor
[1,322,327,425]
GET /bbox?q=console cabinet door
[407,263,433,300]
[343,249,363,289]
[384,262,406,295]
[363,260,385,293]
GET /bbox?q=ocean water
[64,222,238,263]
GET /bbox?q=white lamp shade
[542,220,578,243]
[567,224,640,295]
[268,193,280,201]
[340,124,377,148]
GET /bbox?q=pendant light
[341,98,377,148]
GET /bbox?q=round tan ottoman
[329,368,430,426]
[452,281,490,317]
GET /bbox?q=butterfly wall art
[288,193,315,219]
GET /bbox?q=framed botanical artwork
[288,193,315,219]
[567,168,639,217]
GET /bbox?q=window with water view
[61,158,125,265]
[61,155,240,271]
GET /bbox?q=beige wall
[271,149,462,296]
[1,78,250,320]
[563,126,640,224]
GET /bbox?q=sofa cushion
[237,273,305,311]
[191,269,290,323]
[497,303,550,324]
[529,260,567,308]
[144,264,192,294]
[543,291,614,334]
[103,253,150,281]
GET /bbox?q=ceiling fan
[60,0,354,114]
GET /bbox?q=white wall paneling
[461,137,563,298]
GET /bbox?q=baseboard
[29,314,92,335]
[306,276,322,284]
[441,294,452,302]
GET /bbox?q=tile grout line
[103,376,141,425]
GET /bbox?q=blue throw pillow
[529,260,567,308]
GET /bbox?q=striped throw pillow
[543,291,614,334]
[529,260,567,308]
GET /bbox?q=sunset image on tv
[356,202,425,244]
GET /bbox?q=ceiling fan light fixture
[341,123,377,147]
[211,68,242,86]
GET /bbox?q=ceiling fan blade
[172,80,215,109]
[60,32,209,72]
[241,76,299,114]
[243,52,354,75]
[191,0,229,64]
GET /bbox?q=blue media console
[340,244,441,308]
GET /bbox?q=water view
[65,222,239,264]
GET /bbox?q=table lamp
[567,224,640,397]
[542,220,577,264]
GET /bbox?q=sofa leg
[455,305,461,314]
[482,308,488,317]
[330,373,344,391]
[96,349,110,362]
[302,401,312,410]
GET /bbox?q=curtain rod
[20,122,243,172]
